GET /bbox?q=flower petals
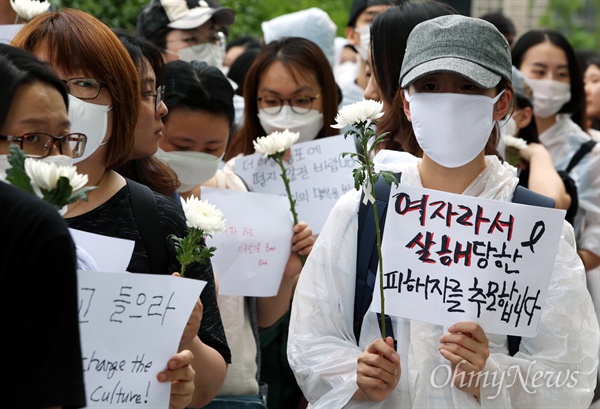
[253,129,300,156]
[331,99,384,129]
[181,196,227,236]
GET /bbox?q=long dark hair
[0,44,68,130]
[369,1,457,150]
[512,29,586,130]
[164,60,235,128]
[115,31,180,197]
[226,37,339,160]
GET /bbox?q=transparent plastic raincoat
[288,150,599,408]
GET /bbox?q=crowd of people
[1,0,599,408]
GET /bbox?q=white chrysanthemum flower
[253,129,300,157]
[24,158,88,191]
[331,99,384,129]
[503,134,528,150]
[10,0,51,21]
[181,196,226,235]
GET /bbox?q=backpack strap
[508,185,555,356]
[127,178,169,274]
[564,140,597,174]
[355,173,401,344]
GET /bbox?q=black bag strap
[355,173,401,344]
[127,178,169,274]
[512,185,555,209]
[564,140,597,174]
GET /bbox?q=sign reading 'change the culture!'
[77,271,205,408]
[372,184,566,337]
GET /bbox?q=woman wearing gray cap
[287,14,598,408]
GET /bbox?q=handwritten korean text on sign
[235,134,357,234]
[372,185,565,337]
[202,187,293,297]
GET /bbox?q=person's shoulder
[0,182,69,234]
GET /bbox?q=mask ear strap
[492,88,507,103]
[403,89,413,102]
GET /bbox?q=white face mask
[405,90,505,168]
[526,79,571,118]
[178,43,224,70]
[68,95,111,163]
[258,106,324,143]
[154,147,223,193]
[40,155,74,168]
[501,116,519,138]
[356,25,370,61]
[0,153,73,182]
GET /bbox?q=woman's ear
[516,106,534,129]
[401,89,412,122]
[493,89,513,121]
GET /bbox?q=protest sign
[372,184,565,337]
[70,228,134,272]
[77,270,205,408]
[201,187,293,296]
[235,134,357,234]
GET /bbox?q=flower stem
[372,196,386,339]
[360,123,386,340]
[274,156,306,266]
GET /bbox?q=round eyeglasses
[257,94,320,115]
[62,78,108,100]
[0,133,88,158]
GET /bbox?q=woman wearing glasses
[114,30,180,198]
[224,36,339,160]
[13,9,230,409]
[0,43,87,409]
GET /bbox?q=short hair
[227,47,261,97]
[12,9,140,169]
[479,11,516,36]
[0,44,68,131]
[226,37,339,160]
[164,60,235,127]
[511,30,586,129]
[226,35,261,52]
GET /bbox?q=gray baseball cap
[399,15,511,89]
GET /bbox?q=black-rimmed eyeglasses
[257,94,320,115]
[62,78,108,100]
[0,133,87,158]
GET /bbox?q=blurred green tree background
[52,0,354,39]
[51,0,598,50]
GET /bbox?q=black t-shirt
[0,181,86,408]
[66,184,231,364]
